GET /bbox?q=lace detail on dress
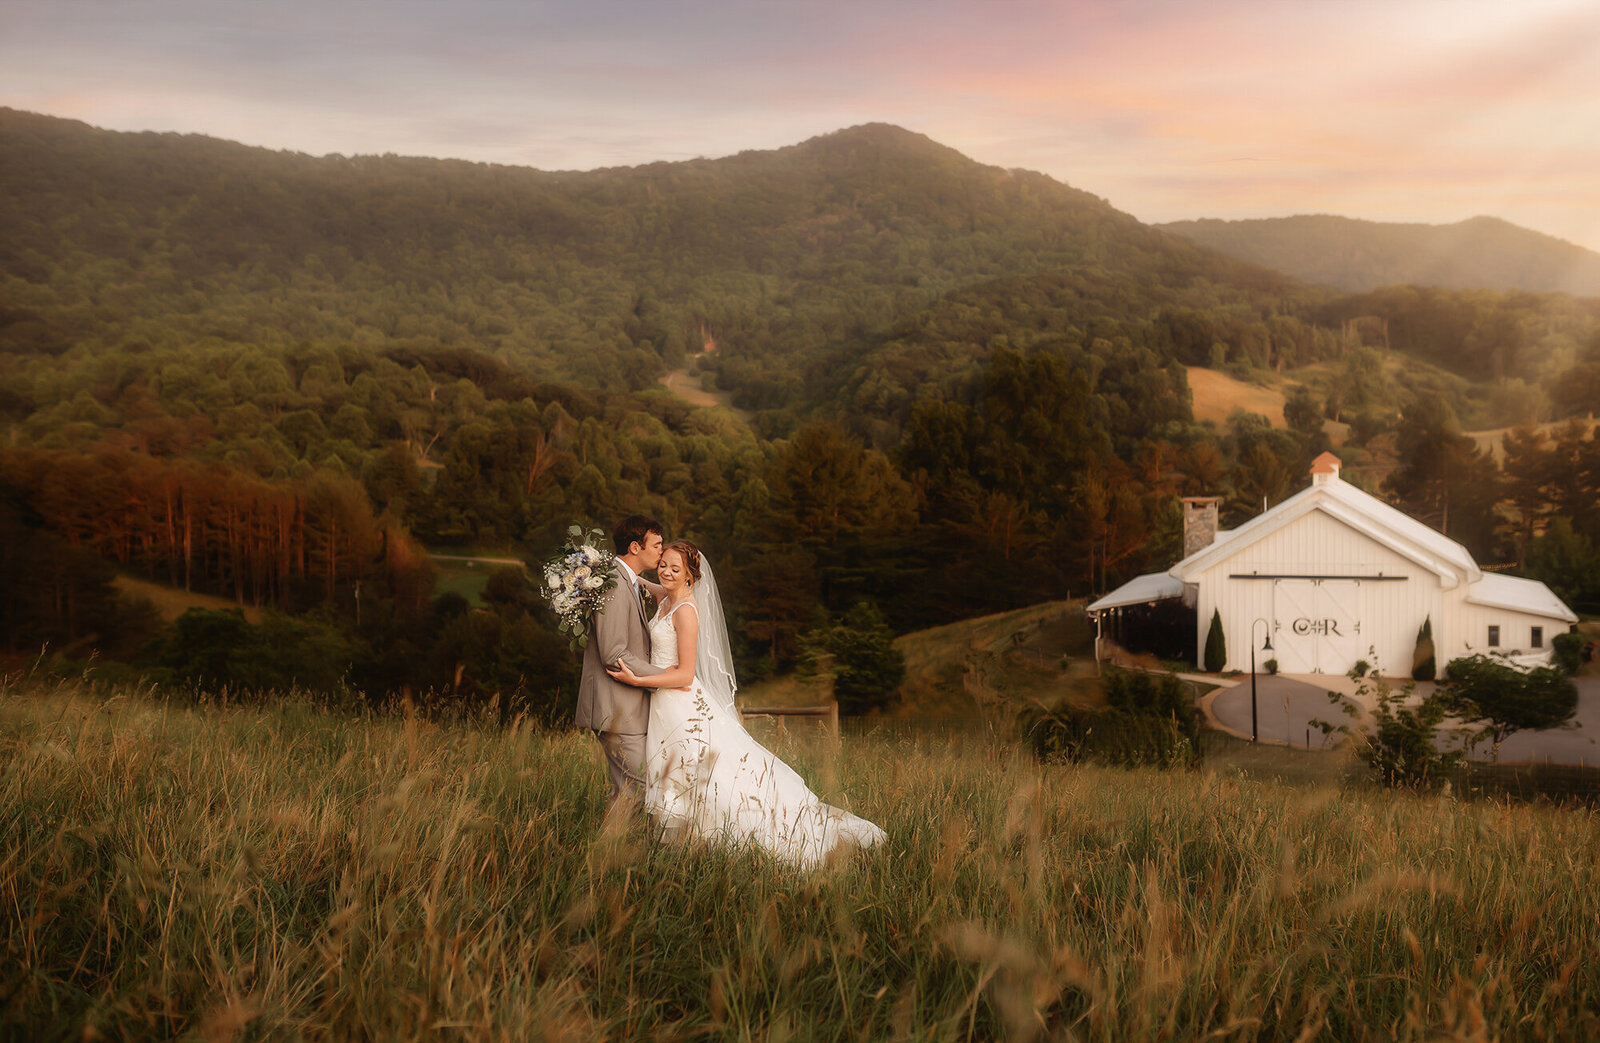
[648,600,697,674]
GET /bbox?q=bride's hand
[607,659,643,686]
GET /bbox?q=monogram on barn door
[1271,578,1364,673]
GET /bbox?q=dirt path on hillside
[657,368,753,422]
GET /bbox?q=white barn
[1089,452,1578,676]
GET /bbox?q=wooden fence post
[739,702,840,740]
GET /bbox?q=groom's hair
[613,515,663,555]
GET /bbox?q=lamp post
[1250,618,1274,743]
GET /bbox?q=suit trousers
[597,730,647,810]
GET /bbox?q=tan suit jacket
[575,574,663,735]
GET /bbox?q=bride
[607,540,885,868]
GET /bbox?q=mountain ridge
[0,108,1065,187]
[1159,213,1600,296]
[0,106,1301,393]
[8,106,1587,301]
[3,107,1595,426]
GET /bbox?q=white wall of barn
[1442,598,1565,665]
[1191,508,1444,675]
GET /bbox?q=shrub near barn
[1023,668,1202,768]
[1441,654,1579,761]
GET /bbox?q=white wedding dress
[642,599,886,868]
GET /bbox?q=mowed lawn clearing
[1186,366,1352,446]
[4,684,1599,1040]
[112,575,263,624]
[1185,367,1288,429]
[740,600,1100,721]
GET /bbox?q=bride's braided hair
[664,540,702,586]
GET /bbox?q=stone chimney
[1182,497,1220,558]
[1310,451,1342,488]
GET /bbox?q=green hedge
[1022,668,1202,769]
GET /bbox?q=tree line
[5,328,1597,716]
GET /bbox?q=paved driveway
[1206,674,1600,766]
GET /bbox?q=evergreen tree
[1411,616,1436,681]
[806,602,907,716]
[1384,393,1500,558]
[1203,609,1227,673]
[1524,518,1600,615]
[1282,384,1329,456]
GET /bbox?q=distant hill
[0,108,1307,405]
[1159,215,1600,296]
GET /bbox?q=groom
[575,514,666,817]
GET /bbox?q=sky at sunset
[3,0,1598,251]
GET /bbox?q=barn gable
[1170,456,1478,591]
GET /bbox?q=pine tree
[1412,616,1436,681]
[1203,609,1227,673]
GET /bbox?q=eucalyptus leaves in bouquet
[542,525,617,651]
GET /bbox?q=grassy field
[111,575,263,624]
[427,553,531,608]
[116,550,536,614]
[894,601,1102,720]
[743,601,1101,723]
[1185,366,1351,448]
[4,682,1599,1040]
[431,562,493,607]
[1186,367,1289,430]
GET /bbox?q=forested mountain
[3,107,1287,405]
[3,108,1599,709]
[1160,215,1600,297]
[6,108,1598,419]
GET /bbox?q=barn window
[1531,626,1543,648]
[1487,625,1500,647]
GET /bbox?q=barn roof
[1086,571,1185,614]
[1467,572,1579,623]
[1170,463,1480,589]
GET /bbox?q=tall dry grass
[3,679,1598,1040]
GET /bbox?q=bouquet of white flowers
[542,525,617,651]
